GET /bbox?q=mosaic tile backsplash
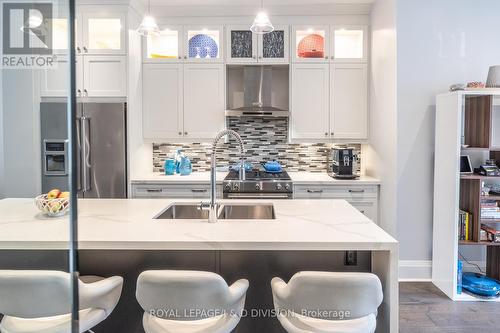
[153,117,361,173]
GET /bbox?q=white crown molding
[147,3,372,17]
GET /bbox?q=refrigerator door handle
[81,117,91,192]
[76,117,83,192]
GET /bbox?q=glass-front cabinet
[292,25,329,62]
[226,25,257,63]
[292,25,367,63]
[332,26,367,62]
[185,26,223,62]
[83,12,126,54]
[144,25,223,62]
[258,25,289,63]
[144,25,183,62]
[226,25,289,63]
[51,8,126,55]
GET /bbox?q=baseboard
[399,260,432,281]
[399,260,487,281]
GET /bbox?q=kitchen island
[0,198,398,333]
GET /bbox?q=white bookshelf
[433,89,500,301]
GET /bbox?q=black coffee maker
[327,147,358,179]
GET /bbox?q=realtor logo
[3,3,53,54]
[2,2,55,68]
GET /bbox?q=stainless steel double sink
[154,203,276,220]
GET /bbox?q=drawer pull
[349,189,365,193]
[191,189,208,193]
[307,189,324,193]
[146,189,162,193]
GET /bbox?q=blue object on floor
[462,272,500,297]
[457,260,463,294]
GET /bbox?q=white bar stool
[271,272,383,333]
[136,270,249,333]
[0,270,123,333]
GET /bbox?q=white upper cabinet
[331,25,368,62]
[82,11,126,55]
[144,25,183,62]
[291,25,330,63]
[40,55,84,97]
[226,25,258,63]
[142,64,224,140]
[183,64,225,138]
[83,56,127,97]
[291,64,330,139]
[330,63,368,139]
[142,64,183,139]
[184,25,223,62]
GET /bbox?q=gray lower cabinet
[293,184,379,223]
[131,183,222,198]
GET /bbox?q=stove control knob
[285,184,291,191]
[255,183,261,190]
[233,183,240,191]
[276,183,283,191]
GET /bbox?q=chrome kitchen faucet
[199,129,246,223]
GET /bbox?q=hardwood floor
[400,282,500,333]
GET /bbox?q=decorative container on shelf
[188,34,218,58]
[297,34,324,58]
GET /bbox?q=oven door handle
[226,194,291,199]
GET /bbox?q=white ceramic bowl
[34,194,70,217]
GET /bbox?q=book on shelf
[480,199,500,219]
[481,223,500,243]
[458,210,472,241]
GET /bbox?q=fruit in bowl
[35,189,70,217]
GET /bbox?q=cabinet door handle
[77,89,82,96]
[258,56,262,59]
[83,46,88,53]
[146,189,162,193]
[184,131,188,135]
[307,189,323,193]
[324,132,328,136]
[252,56,256,59]
[349,189,365,193]
[331,132,334,136]
[331,56,334,59]
[76,46,81,53]
[184,56,187,59]
[178,131,182,136]
[324,56,328,59]
[83,89,88,96]
[191,189,208,193]
[178,56,181,59]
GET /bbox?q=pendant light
[250,0,274,34]
[137,0,159,36]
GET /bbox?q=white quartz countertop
[131,172,380,185]
[131,171,227,184]
[288,172,380,185]
[0,198,396,251]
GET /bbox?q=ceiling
[150,0,374,6]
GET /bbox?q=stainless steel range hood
[225,65,289,117]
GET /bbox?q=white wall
[1,70,41,198]
[396,0,500,273]
[365,0,397,237]
[0,68,4,199]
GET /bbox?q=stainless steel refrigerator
[40,102,127,198]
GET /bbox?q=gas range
[223,169,293,199]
